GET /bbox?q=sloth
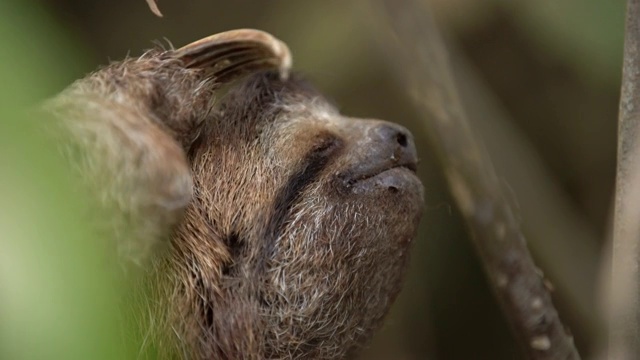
[46,30,424,359]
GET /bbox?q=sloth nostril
[374,124,412,149]
[396,133,408,147]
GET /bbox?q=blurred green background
[1,0,626,358]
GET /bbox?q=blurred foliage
[1,0,627,359]
[504,0,625,86]
[0,1,131,359]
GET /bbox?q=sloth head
[53,30,424,360]
[163,71,424,359]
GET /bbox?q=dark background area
[24,0,625,358]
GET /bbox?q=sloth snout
[367,122,418,169]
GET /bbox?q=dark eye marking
[222,232,244,276]
[259,133,342,271]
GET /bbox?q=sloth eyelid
[309,133,341,158]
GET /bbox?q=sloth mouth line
[345,162,417,185]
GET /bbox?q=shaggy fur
[47,47,424,359]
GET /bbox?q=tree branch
[610,1,640,358]
[367,1,581,358]
[449,48,602,346]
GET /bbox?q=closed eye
[309,133,341,158]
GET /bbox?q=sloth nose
[338,119,419,190]
[370,122,417,165]
[375,123,410,148]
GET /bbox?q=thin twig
[610,1,640,358]
[367,1,580,358]
[145,0,163,17]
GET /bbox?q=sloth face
[172,72,424,359]
[49,28,423,359]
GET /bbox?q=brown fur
[47,46,424,359]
